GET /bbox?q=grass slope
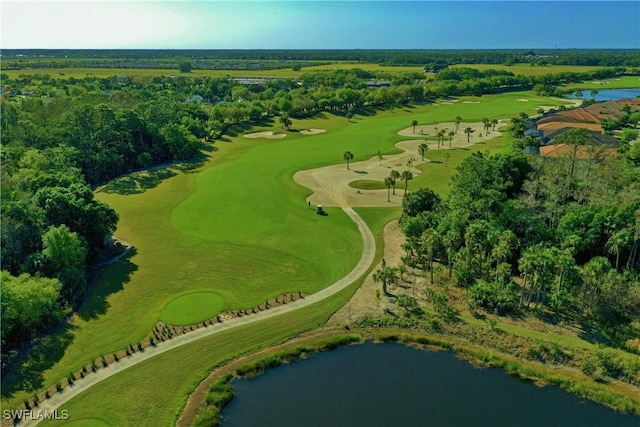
[38,208,401,427]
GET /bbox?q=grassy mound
[348,180,386,190]
[159,292,225,326]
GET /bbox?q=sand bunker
[462,100,480,104]
[243,131,286,139]
[295,121,503,208]
[517,99,529,102]
[300,128,327,135]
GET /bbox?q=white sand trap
[462,101,480,104]
[243,131,286,139]
[517,99,529,102]
[295,121,503,208]
[300,128,327,135]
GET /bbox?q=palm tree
[406,159,414,173]
[454,116,462,133]
[377,151,383,165]
[343,151,354,169]
[447,130,455,148]
[401,170,413,195]
[411,119,418,133]
[373,265,398,295]
[444,152,451,167]
[437,129,446,148]
[441,231,459,279]
[421,228,440,285]
[482,117,490,135]
[418,143,429,161]
[384,176,394,202]
[464,127,474,142]
[590,89,599,100]
[390,169,400,195]
[606,230,631,270]
[491,118,499,131]
[491,230,517,287]
[580,257,611,313]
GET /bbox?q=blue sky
[2,1,639,49]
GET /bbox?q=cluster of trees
[1,144,118,347]
[2,98,207,185]
[399,146,640,348]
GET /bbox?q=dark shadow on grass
[78,248,138,321]
[224,122,255,137]
[1,325,76,399]
[430,160,443,164]
[352,107,378,117]
[353,170,368,175]
[174,145,218,173]
[98,169,177,195]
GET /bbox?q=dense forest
[397,136,640,350]
[4,48,640,69]
[1,52,639,357]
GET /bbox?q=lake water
[566,88,640,102]
[221,341,639,427]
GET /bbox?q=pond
[221,341,638,427]
[565,88,640,102]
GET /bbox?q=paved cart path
[20,208,375,427]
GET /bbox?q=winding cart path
[20,208,375,426]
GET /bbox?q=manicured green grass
[349,180,386,190]
[38,208,398,427]
[2,90,570,413]
[159,292,225,326]
[410,134,510,195]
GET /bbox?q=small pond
[221,341,638,427]
[565,88,640,102]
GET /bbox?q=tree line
[4,48,640,69]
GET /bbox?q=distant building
[536,97,640,133]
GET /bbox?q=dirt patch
[243,131,286,139]
[300,128,327,135]
[328,219,406,325]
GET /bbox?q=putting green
[159,292,225,325]
[348,180,386,190]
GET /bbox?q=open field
[0,91,583,416]
[450,63,620,76]
[4,63,631,80]
[558,75,640,91]
[1,63,424,80]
